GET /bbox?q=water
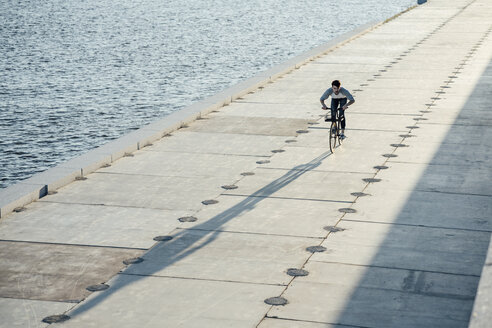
[0,0,416,189]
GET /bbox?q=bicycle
[324,108,345,153]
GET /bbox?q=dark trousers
[331,98,347,130]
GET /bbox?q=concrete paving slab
[303,261,478,300]
[345,113,420,132]
[41,172,229,211]
[268,261,476,328]
[224,167,367,203]
[146,131,287,157]
[469,237,492,328]
[194,194,344,238]
[349,186,492,231]
[98,150,260,179]
[61,274,283,328]
[2,1,492,327]
[185,115,310,136]
[388,138,492,166]
[375,162,492,196]
[259,145,381,174]
[313,220,489,276]
[258,318,344,328]
[215,103,320,121]
[123,229,314,285]
[0,297,73,328]
[0,241,143,302]
[0,202,187,249]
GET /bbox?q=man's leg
[339,99,347,137]
[331,98,340,122]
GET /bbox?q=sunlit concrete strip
[0,0,492,327]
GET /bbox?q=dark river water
[0,0,416,188]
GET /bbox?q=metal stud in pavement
[86,284,110,292]
[363,178,382,183]
[123,257,144,265]
[338,208,356,213]
[286,268,309,277]
[42,315,71,324]
[153,235,173,242]
[306,246,327,253]
[221,185,238,190]
[264,297,288,306]
[324,226,346,233]
[179,216,198,222]
[202,199,219,205]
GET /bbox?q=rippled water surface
[0,0,416,188]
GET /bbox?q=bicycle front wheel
[329,121,337,153]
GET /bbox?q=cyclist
[320,80,355,139]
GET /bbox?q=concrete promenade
[1,0,492,327]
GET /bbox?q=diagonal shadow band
[68,151,332,318]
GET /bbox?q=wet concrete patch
[186,115,310,136]
[0,241,143,302]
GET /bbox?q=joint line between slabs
[257,167,373,175]
[143,149,271,158]
[118,272,288,287]
[175,227,325,240]
[416,189,492,198]
[309,126,407,133]
[263,316,372,328]
[349,112,422,117]
[309,260,481,278]
[0,295,82,305]
[0,239,148,251]
[341,218,492,233]
[39,200,181,211]
[221,193,354,204]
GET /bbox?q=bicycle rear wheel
[329,121,337,153]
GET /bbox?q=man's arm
[340,88,355,110]
[320,88,333,109]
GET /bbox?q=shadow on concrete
[332,59,492,326]
[68,150,332,318]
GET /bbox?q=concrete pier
[1,0,491,327]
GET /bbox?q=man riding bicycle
[320,80,355,140]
